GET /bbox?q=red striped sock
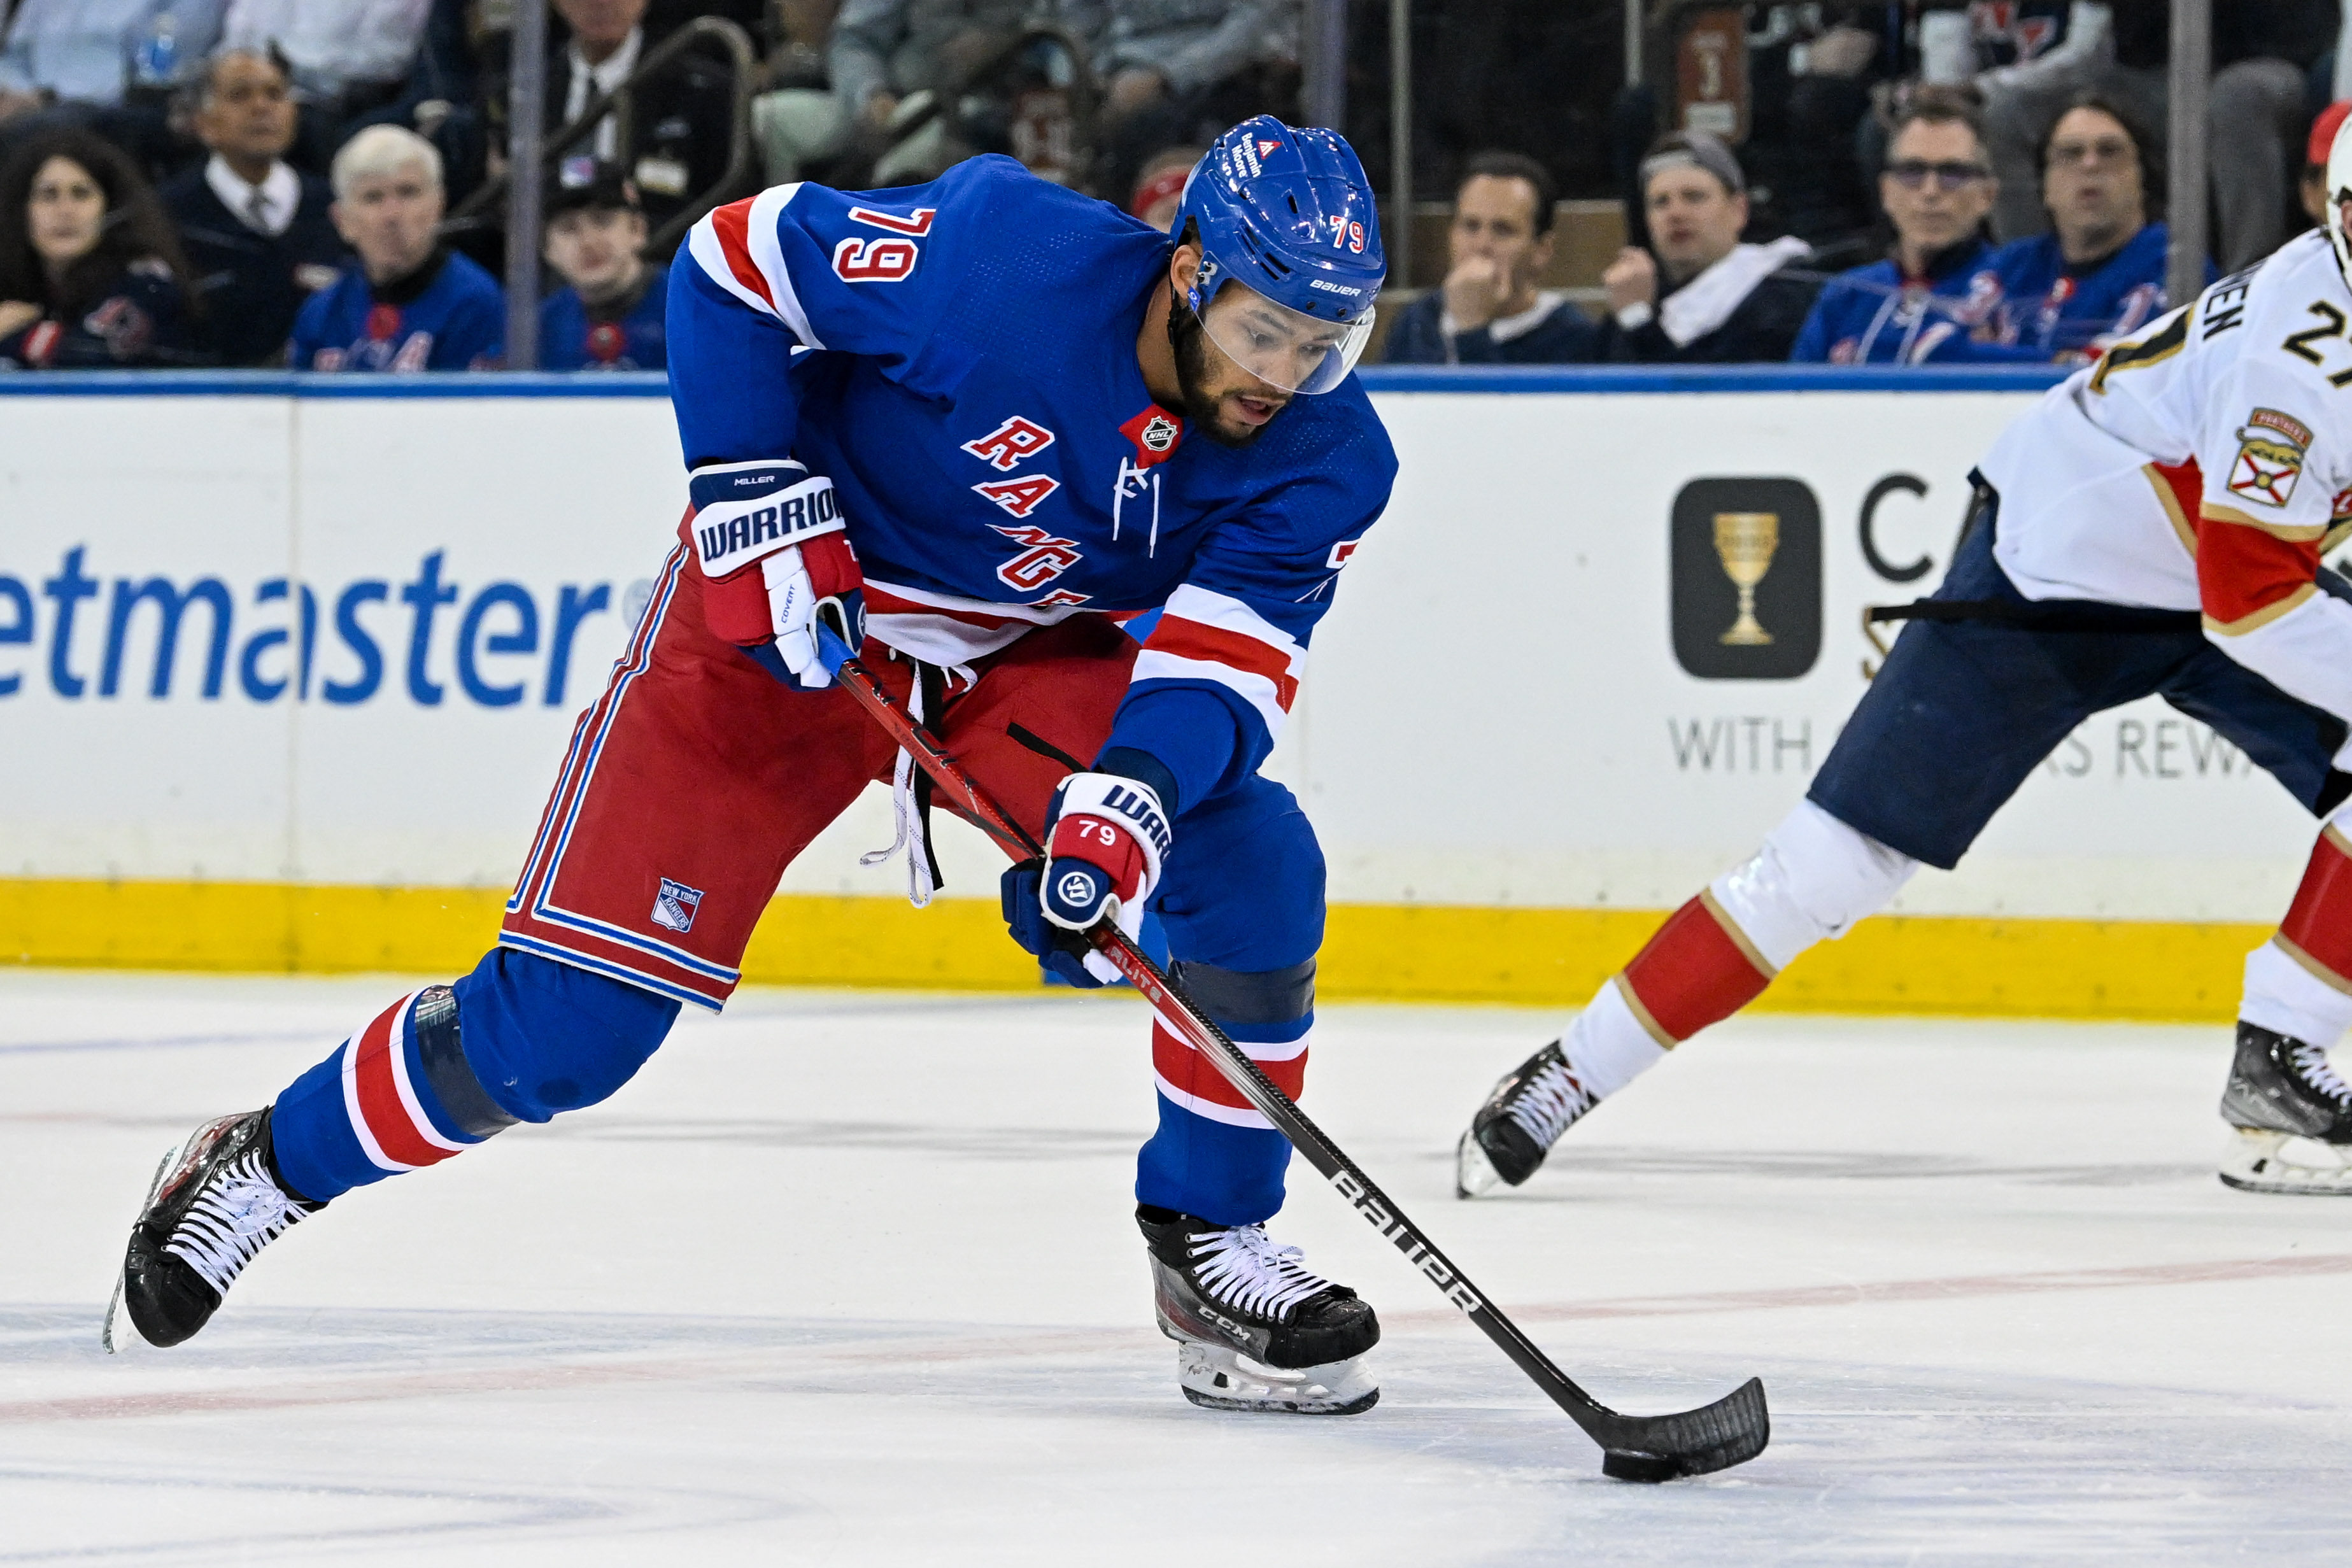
[2278,826,2352,989]
[1619,893,1777,1044]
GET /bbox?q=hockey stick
[813,627,1769,1481]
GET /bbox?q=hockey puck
[1601,1450,1681,1484]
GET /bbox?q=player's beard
[1168,302,1285,448]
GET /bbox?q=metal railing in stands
[446,15,760,266]
[867,23,1099,193]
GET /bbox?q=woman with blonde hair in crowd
[0,129,192,368]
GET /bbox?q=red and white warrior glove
[686,459,865,691]
[1029,772,1172,985]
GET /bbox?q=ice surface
[6,970,2352,1564]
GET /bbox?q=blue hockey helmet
[1171,116,1386,395]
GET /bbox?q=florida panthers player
[106,118,1399,1415]
[1460,117,2352,1202]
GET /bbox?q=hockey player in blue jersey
[109,120,1401,1415]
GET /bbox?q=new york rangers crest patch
[651,878,704,933]
[2228,407,2313,507]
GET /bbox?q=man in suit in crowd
[161,47,348,365]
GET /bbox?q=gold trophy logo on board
[1713,512,1779,646]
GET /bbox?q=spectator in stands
[290,124,500,369]
[1128,145,1198,232]
[221,0,429,129]
[1792,92,1999,364]
[1966,0,2332,267]
[1384,151,1598,365]
[751,0,1028,188]
[0,127,190,366]
[2301,100,2351,226]
[1599,131,1815,364]
[161,48,346,365]
[1959,94,2193,363]
[0,0,225,149]
[539,164,664,370]
[542,0,735,234]
[1093,0,1296,202]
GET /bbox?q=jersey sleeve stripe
[1142,616,1302,710]
[747,183,825,350]
[2204,582,2317,635]
[1161,583,1305,656]
[691,200,777,318]
[2198,509,2321,631]
[2202,502,2330,542]
[1131,649,1289,738]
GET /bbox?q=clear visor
[1195,279,1376,395]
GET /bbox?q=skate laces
[2288,1040,2352,1106]
[162,1152,309,1297]
[1506,1052,1596,1148]
[1188,1225,1335,1323]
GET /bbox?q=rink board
[0,368,2310,1017]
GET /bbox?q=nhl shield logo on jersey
[650,877,704,933]
[1119,404,1184,468]
[2227,408,2314,507]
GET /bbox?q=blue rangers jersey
[541,264,669,371]
[1789,238,1998,365]
[1945,223,2202,363]
[289,249,504,372]
[670,155,1397,807]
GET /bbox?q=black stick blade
[1594,1376,1769,1481]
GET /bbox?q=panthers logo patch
[2227,407,2313,508]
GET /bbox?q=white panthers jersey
[1977,229,2352,730]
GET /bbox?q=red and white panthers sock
[2244,823,2352,1045]
[1572,803,1918,1094]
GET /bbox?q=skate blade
[1175,1341,1378,1416]
[1455,1128,1506,1199]
[2216,1126,2352,1196]
[102,1137,189,1355]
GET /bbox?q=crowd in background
[1385,1,2352,367]
[0,0,1300,369]
[0,0,2346,374]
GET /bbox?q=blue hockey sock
[271,947,677,1203]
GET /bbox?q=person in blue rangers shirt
[107,120,1405,1418]
[288,125,502,371]
[1790,90,2002,365]
[1949,94,2206,364]
[538,164,667,371]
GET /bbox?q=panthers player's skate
[2218,1023,2352,1192]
